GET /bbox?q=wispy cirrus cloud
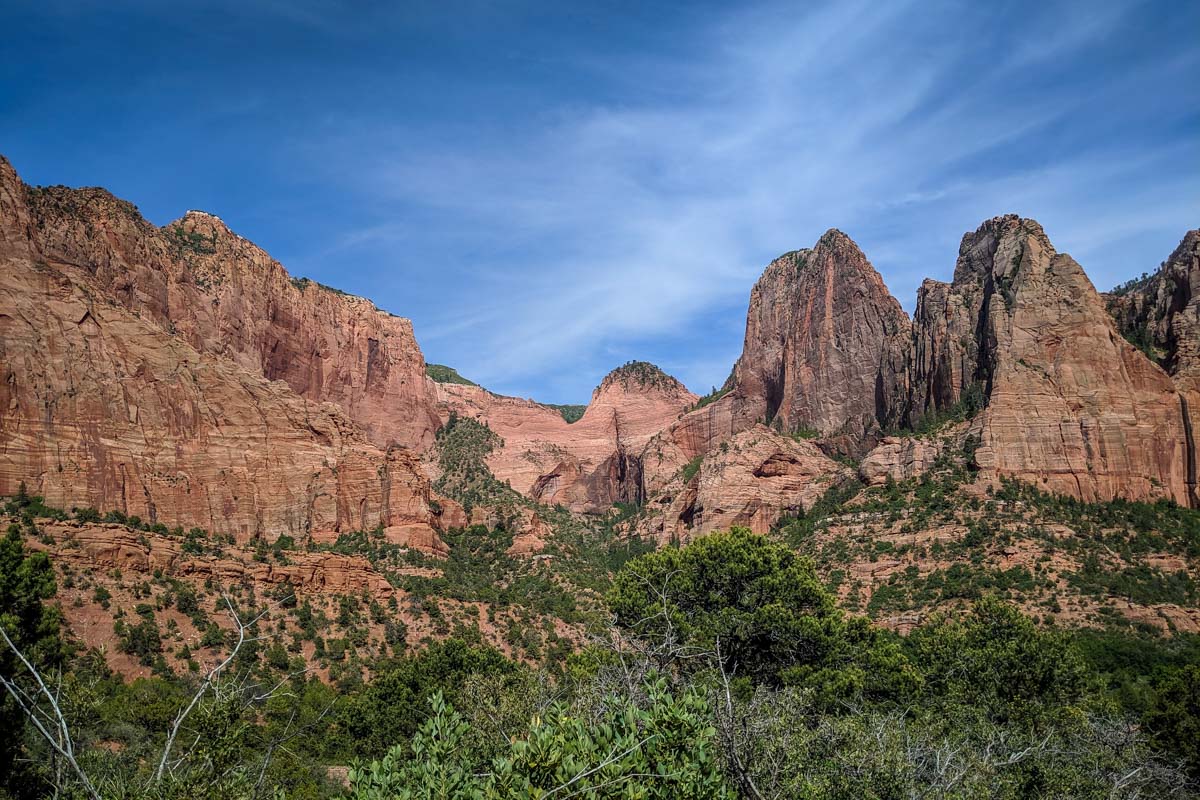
[6,0,1195,402]
[284,0,1196,400]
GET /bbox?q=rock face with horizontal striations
[0,156,453,549]
[428,361,696,513]
[859,432,957,487]
[909,216,1193,506]
[21,174,440,452]
[639,425,849,543]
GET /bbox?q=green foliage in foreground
[349,679,730,800]
[347,530,1197,800]
[607,528,916,703]
[341,639,517,759]
[908,597,1092,727]
[0,522,64,799]
[2,511,1199,799]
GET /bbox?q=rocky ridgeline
[2,151,1196,556]
[0,156,456,547]
[427,361,696,513]
[631,217,1199,540]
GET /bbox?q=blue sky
[3,1,1198,403]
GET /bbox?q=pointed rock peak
[595,360,688,398]
[166,209,238,241]
[815,227,862,252]
[962,214,1051,248]
[1169,228,1200,266]
[0,154,20,192]
[953,214,1055,286]
[0,155,32,247]
[162,209,275,265]
[757,230,869,286]
[749,228,906,323]
[809,227,905,313]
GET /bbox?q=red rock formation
[732,231,911,452]
[639,425,849,543]
[638,229,909,509]
[1106,230,1200,505]
[0,156,451,548]
[6,151,1194,547]
[859,431,958,486]
[21,170,439,452]
[429,361,696,513]
[907,277,981,422]
[505,509,551,556]
[913,216,1192,506]
[1106,230,1200,381]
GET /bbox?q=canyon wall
[429,362,696,513]
[4,150,1195,554]
[0,156,452,547]
[21,174,439,452]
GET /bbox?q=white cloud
[295,0,1199,400]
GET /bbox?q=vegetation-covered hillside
[2,412,1199,799]
[425,363,479,386]
[2,509,1199,799]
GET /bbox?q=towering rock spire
[912,215,1193,506]
[732,228,911,454]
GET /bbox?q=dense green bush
[608,527,916,704]
[349,678,731,799]
[341,638,518,758]
[908,597,1092,727]
[0,523,64,798]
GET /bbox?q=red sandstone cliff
[636,229,910,530]
[643,217,1198,539]
[4,151,1194,547]
[0,156,452,548]
[639,425,849,543]
[20,171,439,452]
[732,230,911,452]
[428,361,696,513]
[908,216,1192,506]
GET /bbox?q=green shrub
[348,678,731,799]
[608,527,916,703]
[424,363,478,386]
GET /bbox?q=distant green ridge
[547,404,587,424]
[426,363,479,386]
[599,360,679,393]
